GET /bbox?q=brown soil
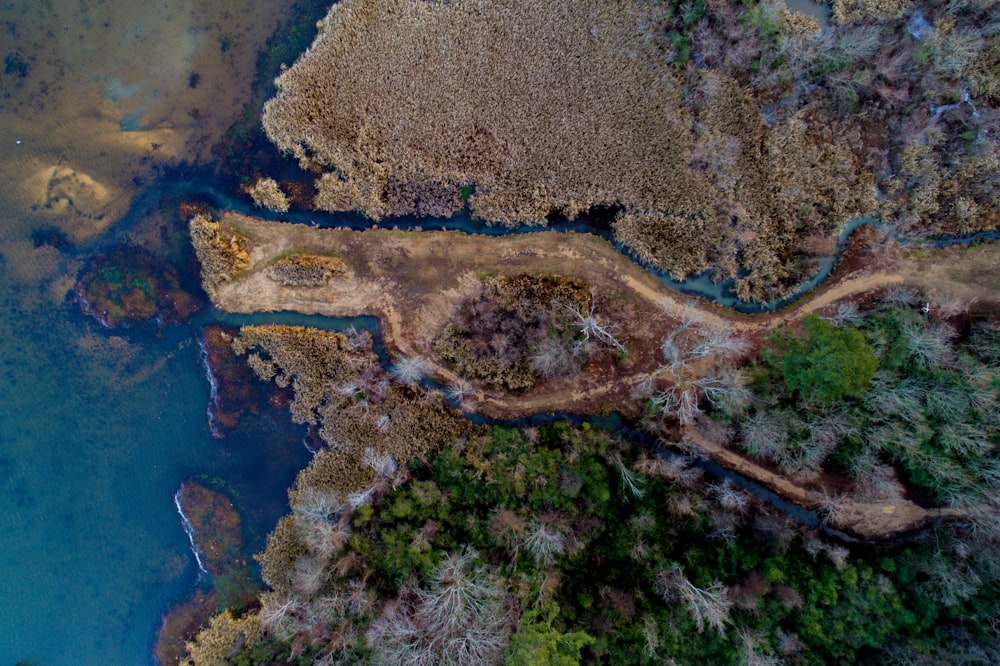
[202,212,1000,537]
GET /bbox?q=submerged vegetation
[75,246,201,329]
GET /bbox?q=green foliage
[769,315,878,404]
[506,604,594,666]
[234,418,998,664]
[745,301,999,503]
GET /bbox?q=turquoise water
[0,0,312,659]
[0,271,310,664]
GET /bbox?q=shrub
[769,315,878,404]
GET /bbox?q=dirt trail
[682,428,965,539]
[205,213,997,537]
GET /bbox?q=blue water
[0,274,310,664]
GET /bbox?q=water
[0,273,311,664]
[0,0,308,663]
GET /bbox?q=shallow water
[0,0,307,663]
[0,273,311,664]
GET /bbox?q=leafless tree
[738,627,783,666]
[708,480,752,514]
[292,487,346,526]
[661,311,749,372]
[638,454,704,488]
[850,453,902,502]
[651,382,702,425]
[815,490,852,527]
[366,550,509,666]
[363,447,398,479]
[819,302,864,328]
[529,337,579,378]
[739,410,790,462]
[260,590,305,640]
[565,289,626,353]
[617,462,647,499]
[654,564,732,635]
[348,485,377,510]
[902,321,956,368]
[292,555,327,597]
[390,355,434,384]
[445,378,473,404]
[522,513,569,566]
[694,368,753,416]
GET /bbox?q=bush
[769,315,878,404]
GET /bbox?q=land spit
[197,212,999,538]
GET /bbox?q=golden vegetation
[189,214,251,296]
[266,253,347,287]
[230,325,359,424]
[181,610,261,666]
[262,1,883,300]
[247,177,290,213]
[780,8,821,38]
[830,0,913,23]
[262,0,711,219]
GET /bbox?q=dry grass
[264,0,702,225]
[248,177,291,213]
[262,1,879,300]
[189,214,252,296]
[267,254,347,287]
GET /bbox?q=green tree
[506,604,594,666]
[771,315,878,404]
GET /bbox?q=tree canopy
[770,315,878,404]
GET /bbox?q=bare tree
[737,627,783,666]
[638,454,704,488]
[291,487,346,526]
[529,337,579,378]
[650,382,702,425]
[815,490,852,527]
[390,355,434,384]
[902,321,956,368]
[654,564,733,635]
[292,555,327,597]
[739,410,790,463]
[708,480,752,514]
[366,549,509,666]
[363,447,398,479]
[660,307,748,372]
[819,302,864,328]
[445,378,473,404]
[565,289,626,353]
[522,513,569,566]
[259,591,305,641]
[617,462,647,499]
[694,368,753,416]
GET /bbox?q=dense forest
[184,422,999,664]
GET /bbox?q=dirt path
[682,428,965,539]
[204,213,997,537]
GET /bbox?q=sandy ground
[0,0,293,263]
[206,213,1000,536]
